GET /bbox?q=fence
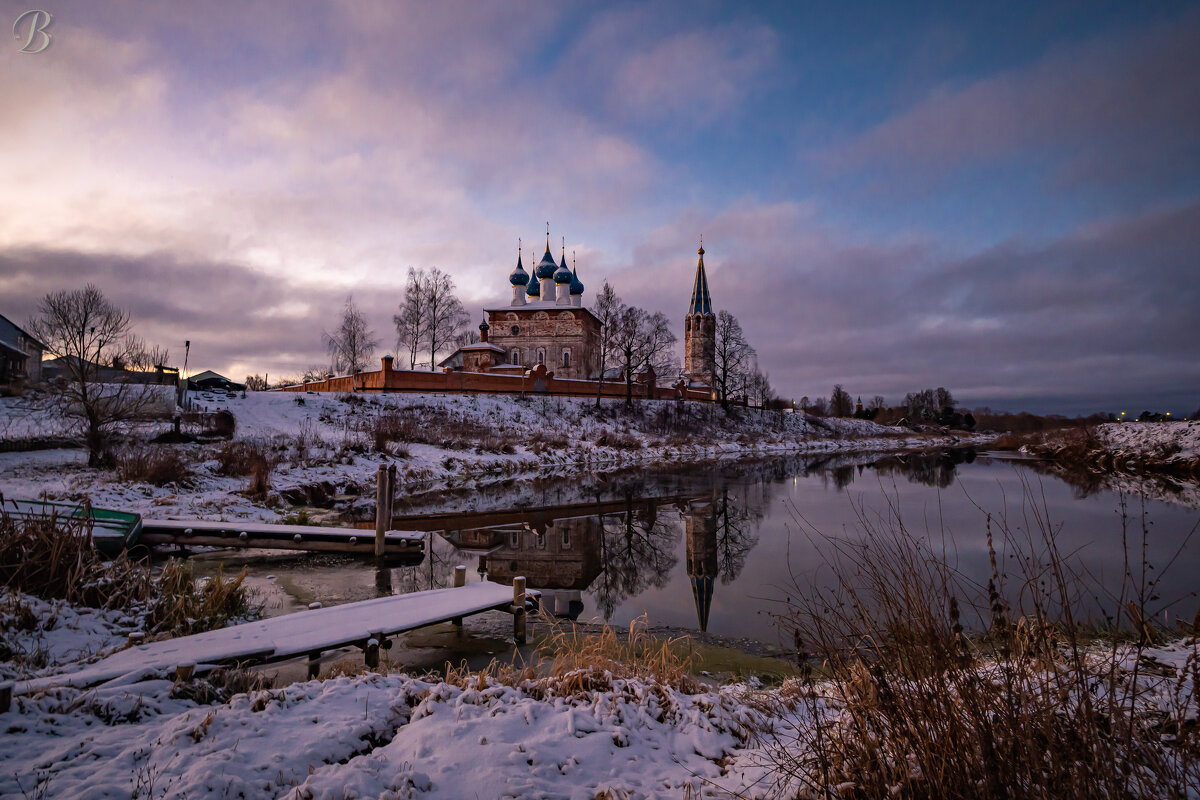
[277,357,715,403]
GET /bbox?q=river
[188,449,1200,666]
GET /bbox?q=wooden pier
[140,518,425,556]
[12,572,529,698]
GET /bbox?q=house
[0,314,45,387]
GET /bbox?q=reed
[767,484,1200,799]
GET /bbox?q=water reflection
[193,449,1200,646]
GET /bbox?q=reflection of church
[686,500,719,633]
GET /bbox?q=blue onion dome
[509,251,529,286]
[553,262,573,284]
[526,270,541,296]
[535,245,558,280]
[570,265,584,295]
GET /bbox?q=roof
[687,247,713,316]
[459,342,506,353]
[0,313,45,355]
[484,302,601,325]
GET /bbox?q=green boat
[2,499,144,557]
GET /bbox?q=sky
[1,0,1197,416]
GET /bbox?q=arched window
[561,349,570,368]
[511,349,521,365]
[536,348,546,365]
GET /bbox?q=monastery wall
[278,357,714,402]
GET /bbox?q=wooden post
[175,663,195,682]
[477,554,488,577]
[374,465,387,558]
[0,682,11,714]
[452,565,467,629]
[365,636,380,669]
[307,651,321,680]
[513,576,527,644]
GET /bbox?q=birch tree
[422,267,468,371]
[323,295,379,388]
[590,281,622,408]
[393,268,427,370]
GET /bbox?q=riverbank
[0,391,992,521]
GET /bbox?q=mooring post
[365,636,380,669]
[374,464,387,558]
[307,651,321,680]
[387,463,397,522]
[175,663,195,682]
[0,682,12,714]
[451,565,467,629]
[513,576,527,644]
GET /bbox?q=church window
[509,531,518,548]
[562,530,571,549]
[511,325,520,335]
[561,349,570,368]
[510,349,521,365]
[537,348,546,365]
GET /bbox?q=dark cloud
[820,9,1200,197]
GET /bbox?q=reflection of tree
[591,490,680,618]
[868,449,977,489]
[712,486,759,584]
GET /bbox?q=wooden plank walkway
[140,518,425,556]
[14,580,521,696]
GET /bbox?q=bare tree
[322,295,379,389]
[869,395,887,412]
[610,305,677,407]
[393,267,427,370]
[591,281,622,408]
[422,268,468,372]
[28,284,161,466]
[244,374,269,391]
[713,310,755,410]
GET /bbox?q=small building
[187,370,246,392]
[0,313,45,388]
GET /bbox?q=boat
[2,499,144,557]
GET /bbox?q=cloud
[819,9,1200,195]
[607,199,1199,414]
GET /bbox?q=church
[445,231,716,388]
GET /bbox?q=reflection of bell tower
[685,500,718,632]
[684,243,716,386]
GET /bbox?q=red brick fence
[276,357,715,403]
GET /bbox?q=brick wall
[278,357,715,402]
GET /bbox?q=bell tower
[684,243,716,386]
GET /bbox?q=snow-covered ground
[2,594,1195,800]
[0,391,991,521]
[1094,420,1200,465]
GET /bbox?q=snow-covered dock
[13,577,525,698]
[140,517,425,556]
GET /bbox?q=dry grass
[144,560,255,635]
[115,445,191,487]
[213,440,274,498]
[434,616,700,700]
[0,503,257,632]
[768,485,1200,799]
[370,407,503,452]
